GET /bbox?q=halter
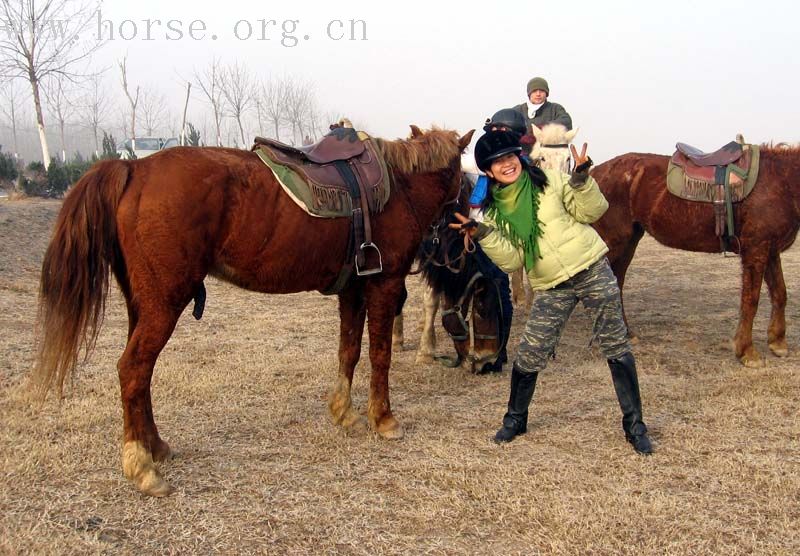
[535,142,574,173]
[409,176,472,275]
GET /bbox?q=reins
[409,177,473,275]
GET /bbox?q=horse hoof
[376,417,404,440]
[769,341,789,358]
[123,441,175,497]
[474,361,502,375]
[341,410,368,432]
[392,342,404,352]
[740,352,765,368]
[140,472,175,497]
[414,354,434,365]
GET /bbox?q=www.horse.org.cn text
[93,12,368,46]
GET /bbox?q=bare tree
[79,73,112,157]
[179,82,191,145]
[43,76,74,162]
[118,56,139,147]
[284,77,314,145]
[193,58,225,146]
[0,0,103,163]
[261,76,287,141]
[0,80,27,159]
[139,88,168,136]
[219,62,255,146]
[116,107,129,141]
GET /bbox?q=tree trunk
[93,126,99,158]
[180,82,191,146]
[30,74,51,164]
[214,109,222,147]
[59,119,66,162]
[237,115,246,146]
[10,102,19,159]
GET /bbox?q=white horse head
[530,123,578,173]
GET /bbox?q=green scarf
[486,169,543,271]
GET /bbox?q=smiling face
[528,89,548,104]
[486,153,522,185]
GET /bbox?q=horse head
[414,172,504,374]
[530,123,579,173]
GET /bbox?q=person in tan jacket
[452,129,653,454]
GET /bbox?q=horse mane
[373,128,462,174]
[760,142,800,155]
[536,123,572,145]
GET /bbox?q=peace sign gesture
[570,143,593,174]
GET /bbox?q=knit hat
[526,77,549,97]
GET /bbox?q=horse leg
[608,224,644,341]
[415,282,439,364]
[118,306,182,497]
[734,248,768,367]
[329,283,368,431]
[511,269,523,307]
[524,277,534,313]
[392,283,408,352]
[365,277,406,439]
[764,251,788,357]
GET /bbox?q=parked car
[117,137,179,159]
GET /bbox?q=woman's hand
[449,212,481,252]
[570,143,593,174]
[449,212,479,237]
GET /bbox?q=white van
[117,137,179,159]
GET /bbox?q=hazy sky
[9,0,800,162]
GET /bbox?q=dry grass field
[1,197,798,555]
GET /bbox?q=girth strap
[334,160,382,277]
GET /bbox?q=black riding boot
[608,352,653,454]
[494,364,538,443]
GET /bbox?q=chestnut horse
[32,126,474,497]
[592,145,800,367]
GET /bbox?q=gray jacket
[513,101,573,132]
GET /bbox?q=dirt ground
[1,197,798,555]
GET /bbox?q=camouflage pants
[515,257,631,373]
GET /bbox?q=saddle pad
[254,140,390,218]
[666,145,760,203]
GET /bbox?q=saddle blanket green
[254,139,390,219]
[667,145,760,203]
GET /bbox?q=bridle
[532,143,574,173]
[409,176,475,275]
[410,175,505,372]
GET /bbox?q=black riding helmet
[483,108,527,137]
[474,130,522,172]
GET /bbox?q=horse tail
[32,160,131,399]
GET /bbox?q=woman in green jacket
[452,130,653,454]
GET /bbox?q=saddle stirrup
[356,242,383,276]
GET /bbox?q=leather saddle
[668,139,760,252]
[258,127,368,165]
[675,141,743,167]
[252,127,390,293]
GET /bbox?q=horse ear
[531,125,543,141]
[458,129,475,151]
[409,125,424,139]
[565,128,579,143]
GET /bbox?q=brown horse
[409,175,504,373]
[592,146,800,367]
[32,126,474,497]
